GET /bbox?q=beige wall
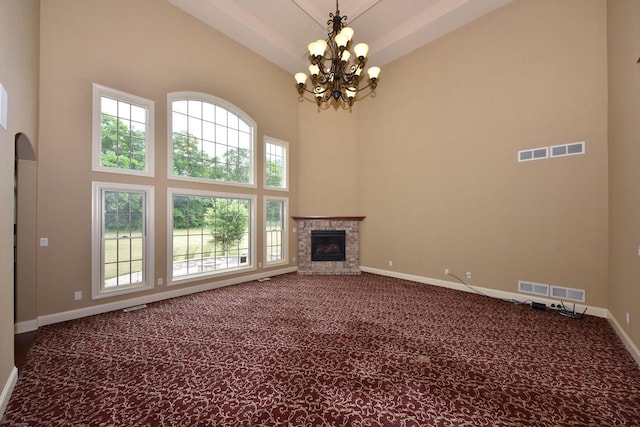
[608,0,640,352]
[0,0,39,403]
[297,106,361,215]
[34,0,298,317]
[354,1,609,304]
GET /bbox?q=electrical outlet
[388,260,393,267]
[444,268,449,275]
[626,312,630,325]
[73,291,82,301]
[40,237,49,247]
[157,278,163,285]
[466,272,471,279]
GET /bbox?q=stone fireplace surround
[292,216,365,275]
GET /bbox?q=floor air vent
[550,285,585,302]
[518,280,549,296]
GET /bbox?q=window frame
[264,196,288,267]
[264,136,289,191]
[91,181,155,300]
[92,84,155,177]
[167,187,257,286]
[167,91,257,188]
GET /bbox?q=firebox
[311,230,346,261]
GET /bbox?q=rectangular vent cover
[518,280,549,296]
[550,285,585,302]
[518,147,548,162]
[550,141,585,158]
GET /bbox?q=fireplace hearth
[292,216,365,275]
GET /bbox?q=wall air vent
[550,141,585,158]
[550,285,585,302]
[518,280,550,296]
[518,147,548,162]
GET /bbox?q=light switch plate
[0,83,7,130]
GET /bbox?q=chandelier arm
[353,79,378,92]
[298,85,335,96]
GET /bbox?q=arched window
[168,92,256,187]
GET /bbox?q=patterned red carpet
[2,273,640,426]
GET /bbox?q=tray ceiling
[168,0,513,74]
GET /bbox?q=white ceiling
[168,0,513,75]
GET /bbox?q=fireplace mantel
[292,216,365,222]
[292,216,365,275]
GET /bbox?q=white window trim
[263,136,289,192]
[91,181,155,300]
[92,84,155,177]
[167,91,257,188]
[264,196,289,267]
[167,187,257,286]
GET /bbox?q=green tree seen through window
[101,115,146,171]
[172,131,251,183]
[204,199,249,255]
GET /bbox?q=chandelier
[294,1,381,108]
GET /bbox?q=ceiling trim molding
[169,0,514,75]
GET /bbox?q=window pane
[215,106,227,126]
[202,102,216,121]
[101,97,118,116]
[104,239,118,264]
[228,112,239,130]
[203,121,215,143]
[215,125,227,144]
[94,182,153,299]
[172,193,251,280]
[188,116,202,139]
[100,188,147,291]
[131,238,143,260]
[170,95,254,185]
[96,87,152,175]
[173,100,188,114]
[131,120,146,136]
[104,263,118,284]
[118,101,131,120]
[265,199,285,264]
[265,140,287,189]
[173,112,188,134]
[118,239,131,262]
[130,260,144,282]
[131,105,146,124]
[188,100,202,119]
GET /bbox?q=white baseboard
[0,367,18,421]
[14,319,38,334]
[608,311,640,367]
[31,267,297,328]
[360,266,609,318]
[361,266,640,366]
